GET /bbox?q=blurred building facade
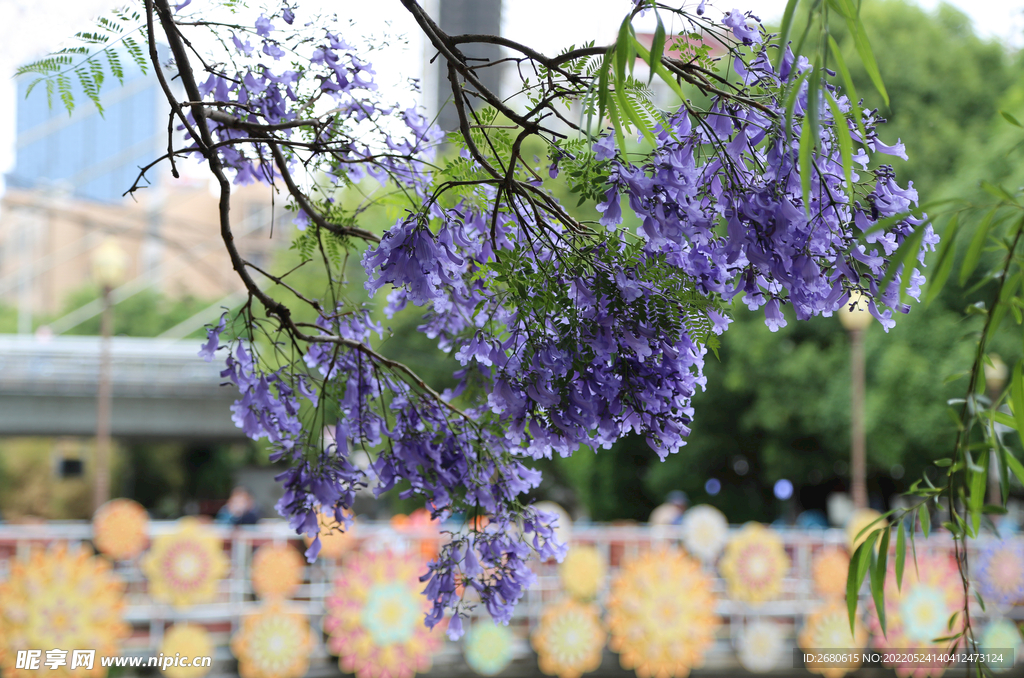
[427,0,503,131]
[0,59,279,331]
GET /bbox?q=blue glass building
[8,62,164,203]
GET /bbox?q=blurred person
[216,486,260,525]
[649,490,688,526]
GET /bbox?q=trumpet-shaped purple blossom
[188,2,934,643]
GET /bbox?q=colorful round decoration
[141,517,229,608]
[160,624,215,678]
[0,543,129,678]
[306,510,357,559]
[559,546,606,601]
[464,622,515,676]
[390,509,441,561]
[975,539,1024,608]
[737,620,786,673]
[251,543,304,600]
[323,550,441,678]
[867,554,962,678]
[92,498,149,560]
[531,598,606,678]
[980,619,1021,674]
[231,601,312,678]
[845,509,884,552]
[719,522,790,603]
[798,602,869,678]
[606,548,719,678]
[812,549,850,600]
[680,504,729,563]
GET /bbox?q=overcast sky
[1,0,1022,184]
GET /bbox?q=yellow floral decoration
[160,624,214,678]
[719,522,790,603]
[531,599,606,678]
[250,543,304,600]
[606,548,719,678]
[231,602,312,678]
[0,543,129,678]
[92,498,149,560]
[798,602,869,678]
[142,518,229,608]
[845,509,884,552]
[559,546,607,601]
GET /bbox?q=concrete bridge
[0,335,244,440]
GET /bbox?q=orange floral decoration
[92,498,149,560]
[250,543,304,600]
[606,548,719,678]
[304,510,357,559]
[531,598,606,678]
[812,549,850,600]
[390,509,441,561]
[231,601,312,678]
[0,543,129,678]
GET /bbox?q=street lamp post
[838,291,873,510]
[92,239,128,512]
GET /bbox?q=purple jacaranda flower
[722,9,761,44]
[198,314,226,362]
[593,134,616,161]
[255,15,273,37]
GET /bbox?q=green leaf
[924,213,961,306]
[1007,443,1024,488]
[870,527,889,635]
[981,180,1017,204]
[596,50,611,132]
[847,532,877,633]
[615,16,632,89]
[828,35,868,144]
[826,92,854,204]
[960,207,998,287]
[969,448,987,536]
[986,271,1021,347]
[632,37,686,102]
[919,504,931,538]
[775,0,800,72]
[648,13,665,85]
[1012,362,1024,439]
[799,111,814,214]
[784,70,810,143]
[895,519,906,591]
[844,10,889,106]
[799,63,820,215]
[1001,110,1023,128]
